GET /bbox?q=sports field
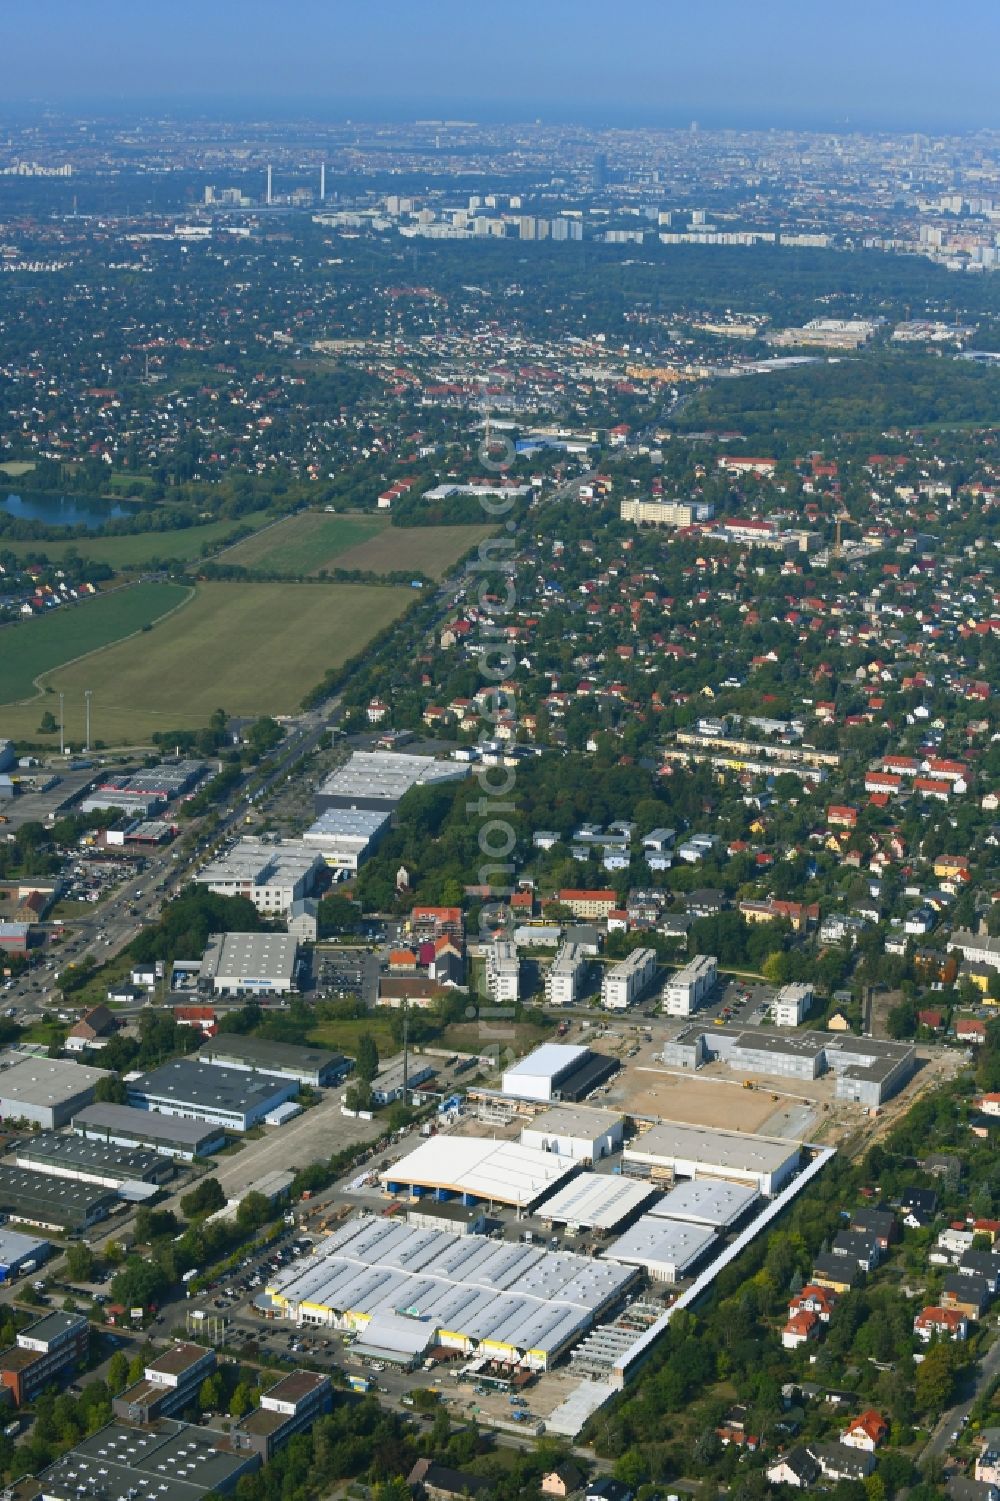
[0,581,188,705]
[220,510,495,579]
[0,511,275,569]
[0,580,411,744]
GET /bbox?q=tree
[356,1033,379,1084]
[344,1081,373,1113]
[94,1074,128,1105]
[38,710,57,734]
[229,1381,258,1418]
[914,1341,956,1414]
[199,1373,223,1412]
[180,1177,226,1219]
[236,1192,271,1231]
[106,1351,130,1396]
[64,1243,94,1283]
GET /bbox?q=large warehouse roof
[73,1103,222,1151]
[382,1136,575,1208]
[267,1212,637,1365]
[505,1043,588,1081]
[317,751,466,805]
[648,1177,759,1229]
[625,1121,799,1178]
[0,1053,106,1109]
[605,1214,717,1279]
[536,1171,659,1231]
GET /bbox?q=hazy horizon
[5,0,1000,135]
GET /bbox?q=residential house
[765,1448,820,1489]
[541,1465,583,1499]
[913,1306,968,1342]
[841,1410,889,1452]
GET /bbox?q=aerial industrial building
[265,1211,638,1370]
[501,1043,619,1104]
[624,1121,801,1196]
[601,949,657,1010]
[0,1053,106,1129]
[199,931,300,996]
[0,1227,51,1281]
[380,1135,576,1210]
[648,1177,760,1230]
[302,808,390,870]
[127,1059,299,1132]
[38,1418,260,1501]
[196,1035,349,1088]
[0,1166,118,1231]
[605,1214,717,1283]
[660,1025,916,1108]
[11,1131,174,1192]
[315,750,466,814]
[520,1104,624,1163]
[535,1172,660,1234]
[73,1102,225,1160]
[193,838,323,915]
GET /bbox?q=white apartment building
[545,943,588,1006]
[487,940,520,1004]
[774,982,814,1027]
[662,954,718,1017]
[601,948,657,1010]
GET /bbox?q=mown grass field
[335,522,495,578]
[0,580,411,744]
[220,509,496,579]
[0,510,275,569]
[0,581,188,704]
[219,511,386,573]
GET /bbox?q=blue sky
[6,0,999,131]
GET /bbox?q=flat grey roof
[524,1105,624,1139]
[73,1102,223,1148]
[200,931,298,983]
[0,1165,117,1210]
[197,1036,343,1074]
[129,1059,294,1114]
[0,1052,106,1107]
[0,1226,50,1263]
[535,1171,659,1231]
[625,1121,800,1175]
[21,1310,86,1344]
[605,1214,717,1274]
[14,1130,167,1180]
[648,1178,759,1228]
[38,1418,253,1501]
[305,808,390,839]
[318,750,466,804]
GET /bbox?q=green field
[0,462,36,478]
[0,580,411,744]
[220,511,386,573]
[0,510,275,569]
[221,509,495,579]
[336,523,495,578]
[0,581,188,705]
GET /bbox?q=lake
[2,493,134,530]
